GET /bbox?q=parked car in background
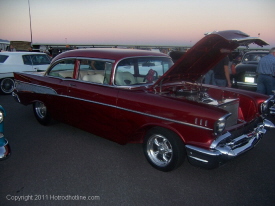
[232,51,269,91]
[0,52,51,94]
[0,104,11,160]
[12,30,275,172]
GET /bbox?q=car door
[44,58,76,123]
[60,59,121,142]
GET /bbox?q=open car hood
[154,30,269,86]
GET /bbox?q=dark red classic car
[12,30,275,171]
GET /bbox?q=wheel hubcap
[1,78,14,93]
[147,134,173,167]
[35,102,47,119]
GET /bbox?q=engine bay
[157,82,240,126]
[158,82,229,104]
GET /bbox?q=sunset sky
[0,0,274,47]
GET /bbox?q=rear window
[115,57,173,86]
[0,55,9,63]
[22,54,51,65]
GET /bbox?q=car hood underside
[154,30,269,86]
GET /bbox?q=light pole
[28,0,33,44]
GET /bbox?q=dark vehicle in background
[49,47,73,58]
[232,51,268,91]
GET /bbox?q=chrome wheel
[146,134,173,167]
[143,127,186,172]
[34,102,47,119]
[33,101,51,125]
[0,78,15,94]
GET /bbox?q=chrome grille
[218,99,239,127]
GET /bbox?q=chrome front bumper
[185,119,274,169]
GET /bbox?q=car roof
[51,48,169,62]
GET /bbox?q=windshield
[22,54,51,65]
[243,53,268,63]
[115,57,173,86]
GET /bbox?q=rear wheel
[0,78,15,94]
[33,101,51,125]
[143,127,186,172]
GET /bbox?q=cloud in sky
[0,0,274,47]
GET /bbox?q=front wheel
[33,101,51,125]
[0,78,15,94]
[143,127,186,172]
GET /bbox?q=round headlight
[214,120,226,135]
[214,114,231,135]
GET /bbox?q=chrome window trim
[46,57,115,77]
[75,57,115,63]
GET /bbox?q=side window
[79,59,112,85]
[22,55,32,65]
[116,59,135,74]
[47,59,75,78]
[23,55,51,65]
[31,55,51,65]
[115,57,173,86]
[0,55,8,63]
[115,59,136,86]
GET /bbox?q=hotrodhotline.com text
[6,194,100,202]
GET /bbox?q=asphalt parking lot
[0,94,275,206]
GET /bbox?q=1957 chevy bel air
[12,30,275,171]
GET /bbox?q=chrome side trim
[59,94,212,130]
[12,92,21,103]
[15,81,212,131]
[15,81,57,95]
[118,106,212,130]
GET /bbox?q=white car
[0,52,51,94]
